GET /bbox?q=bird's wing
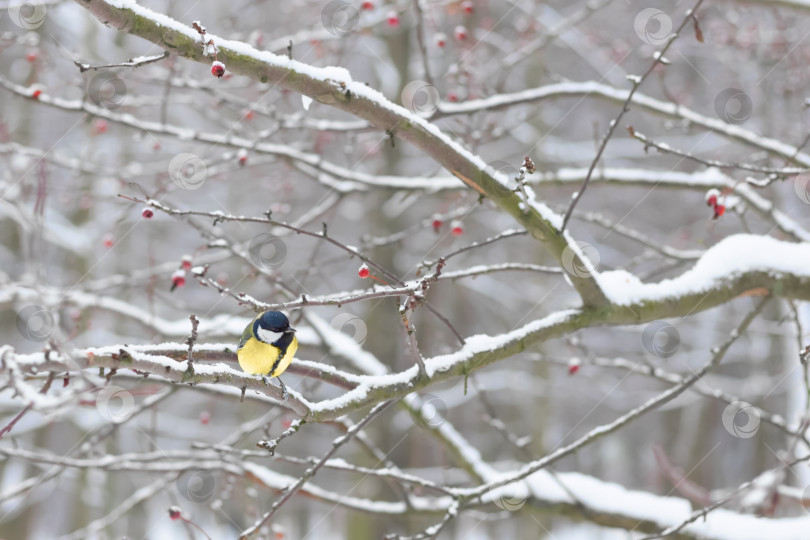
[237,316,257,350]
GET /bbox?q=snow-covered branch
[70,0,608,306]
[8,233,809,423]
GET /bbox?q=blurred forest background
[1,0,810,538]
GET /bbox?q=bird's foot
[278,377,289,402]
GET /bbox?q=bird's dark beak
[287,327,296,334]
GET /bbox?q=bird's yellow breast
[237,336,298,377]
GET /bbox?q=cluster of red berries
[431,218,463,236]
[361,2,472,43]
[705,189,725,220]
[360,2,400,26]
[436,26,469,47]
[138,207,194,290]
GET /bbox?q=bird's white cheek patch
[257,328,284,344]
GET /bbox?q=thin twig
[560,0,707,231]
[239,400,396,538]
[74,51,169,72]
[629,127,803,178]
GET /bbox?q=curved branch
[70,0,607,307]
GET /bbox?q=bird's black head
[257,310,293,333]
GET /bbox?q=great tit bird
[237,310,298,400]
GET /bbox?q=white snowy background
[1,0,810,538]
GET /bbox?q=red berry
[26,52,37,62]
[435,33,447,47]
[171,270,186,291]
[432,218,442,232]
[199,411,211,425]
[169,507,182,520]
[454,25,468,40]
[102,234,114,248]
[141,208,154,219]
[447,92,459,102]
[713,204,725,219]
[237,148,248,165]
[705,188,720,207]
[387,12,399,27]
[244,109,254,120]
[181,256,192,270]
[93,119,107,135]
[361,0,374,9]
[31,89,42,99]
[568,358,581,375]
[450,220,463,236]
[462,1,474,14]
[358,264,370,278]
[211,61,225,78]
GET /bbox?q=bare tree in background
[1,0,810,538]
